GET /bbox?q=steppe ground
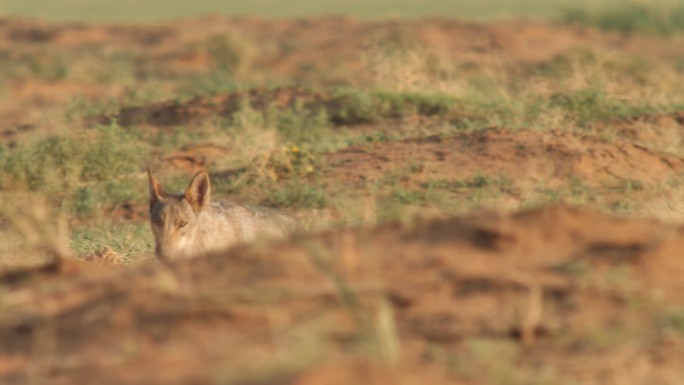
[2,1,684,384]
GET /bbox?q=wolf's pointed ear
[147,168,164,212]
[184,170,211,213]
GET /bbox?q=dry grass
[0,192,69,269]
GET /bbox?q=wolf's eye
[178,220,188,228]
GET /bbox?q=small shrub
[201,33,254,75]
[329,89,383,124]
[329,89,453,125]
[267,101,331,144]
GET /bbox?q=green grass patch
[549,86,659,126]
[0,122,147,218]
[563,2,684,36]
[71,221,153,263]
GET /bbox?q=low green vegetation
[70,221,153,263]
[262,182,328,209]
[0,122,146,218]
[329,89,454,125]
[563,1,684,36]
[3,47,681,261]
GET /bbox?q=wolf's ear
[147,168,164,212]
[184,170,211,213]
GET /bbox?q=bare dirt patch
[325,127,684,188]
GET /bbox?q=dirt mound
[325,127,684,188]
[100,86,453,129]
[2,206,684,384]
[103,87,329,128]
[162,126,684,191]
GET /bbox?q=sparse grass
[177,70,239,98]
[0,14,682,264]
[178,33,255,97]
[0,122,147,218]
[390,188,430,206]
[223,86,454,137]
[329,89,454,125]
[430,174,514,192]
[563,1,684,36]
[262,182,328,209]
[438,338,565,385]
[66,95,123,120]
[610,199,634,214]
[267,102,332,145]
[658,308,684,337]
[0,192,69,268]
[363,31,470,95]
[70,221,153,263]
[0,49,143,85]
[4,52,682,258]
[547,86,660,127]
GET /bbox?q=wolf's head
[147,169,211,261]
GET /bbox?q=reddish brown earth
[2,206,684,384]
[324,127,684,188]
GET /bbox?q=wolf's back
[207,200,300,243]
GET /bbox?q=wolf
[147,169,300,261]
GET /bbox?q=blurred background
[2,0,631,21]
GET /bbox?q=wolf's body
[147,170,300,261]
